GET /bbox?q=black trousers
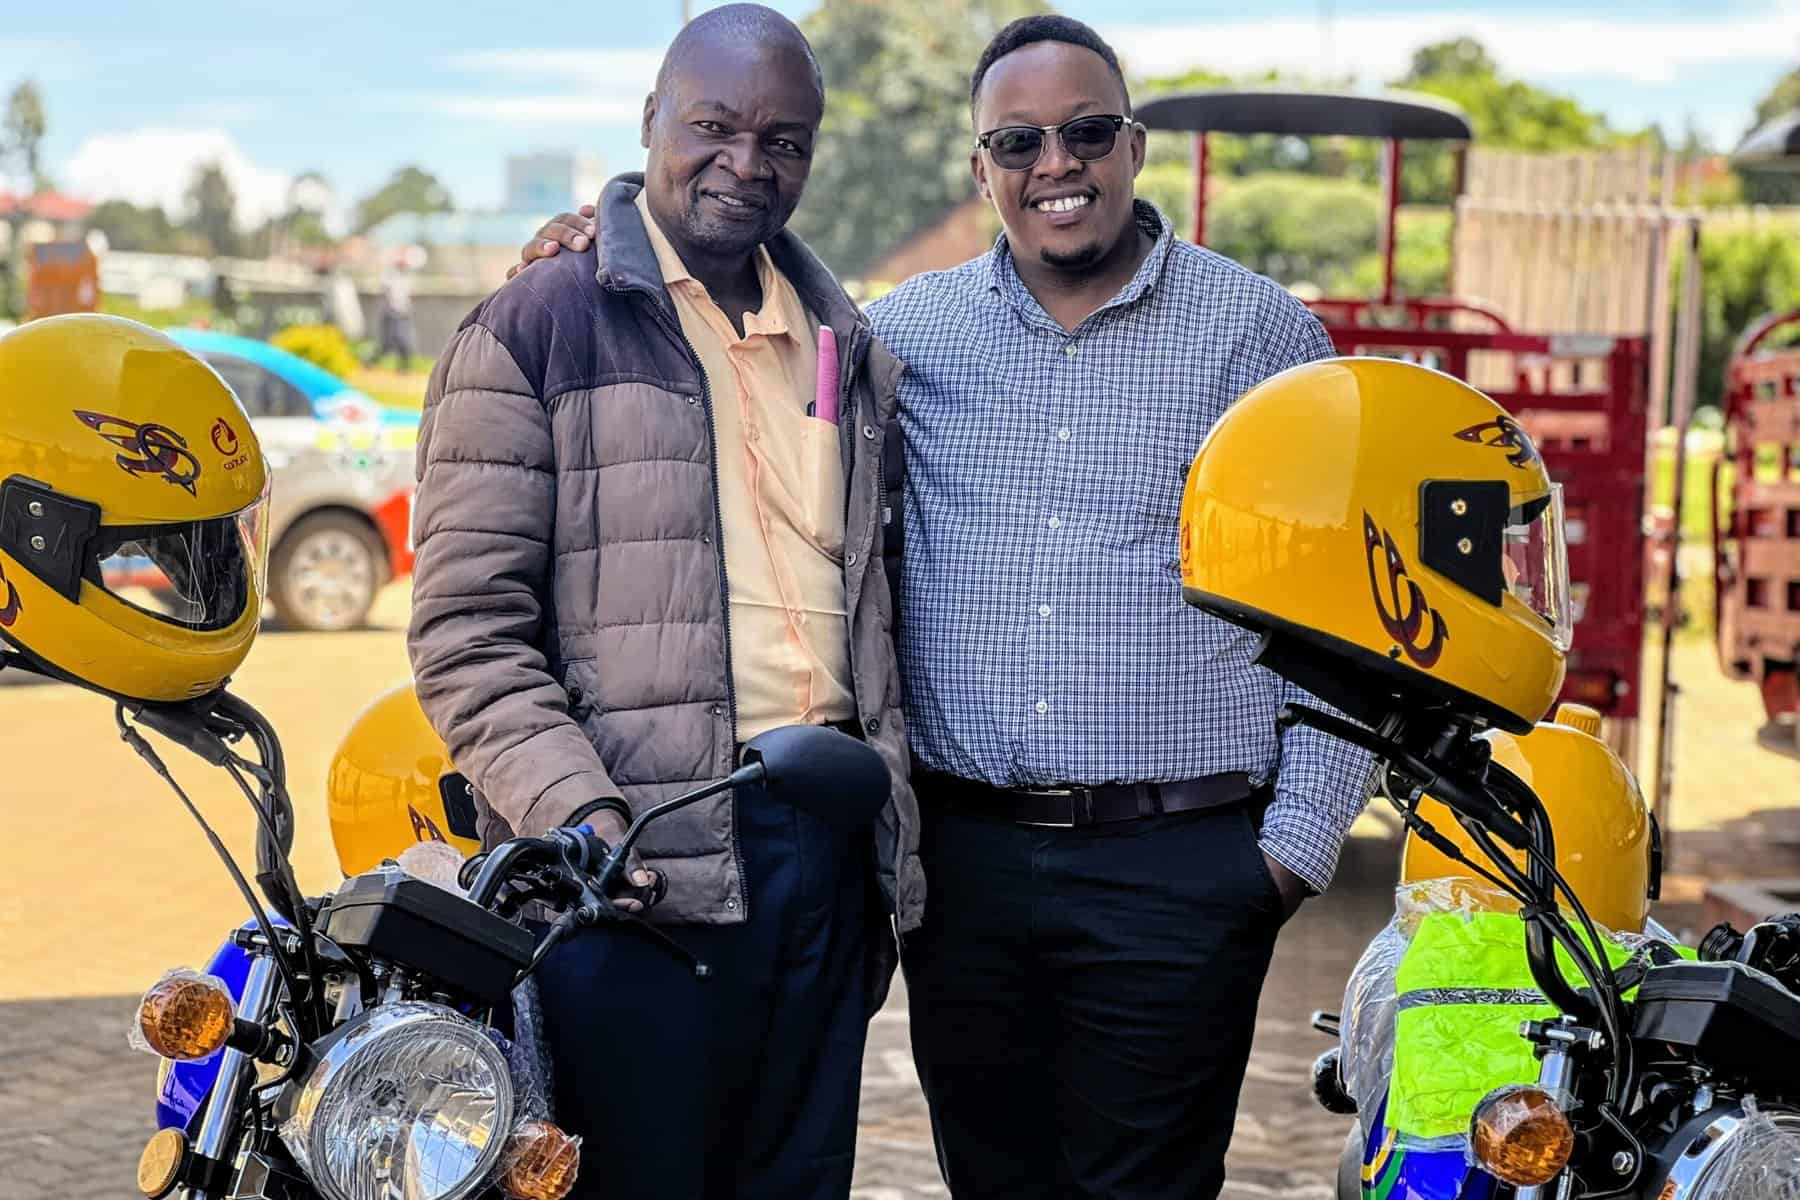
[532,780,871,1200]
[902,794,1286,1200]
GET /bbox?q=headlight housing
[280,1002,514,1200]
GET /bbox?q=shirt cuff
[1257,789,1354,896]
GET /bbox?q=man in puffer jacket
[405,6,920,1197]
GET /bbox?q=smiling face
[640,37,823,268]
[971,39,1145,274]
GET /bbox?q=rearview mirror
[741,725,890,830]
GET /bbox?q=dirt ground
[0,582,1793,1196]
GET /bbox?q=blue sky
[4,0,1796,229]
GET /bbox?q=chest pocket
[795,418,847,562]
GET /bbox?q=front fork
[179,953,280,1200]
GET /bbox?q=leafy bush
[272,323,359,379]
[1687,226,1800,411]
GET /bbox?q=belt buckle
[1016,786,1092,828]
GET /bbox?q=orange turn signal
[138,974,235,1061]
[499,1119,582,1200]
[1470,1086,1575,1187]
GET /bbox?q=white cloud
[412,94,646,126]
[1103,7,1800,88]
[425,48,661,127]
[59,128,294,230]
[443,48,664,86]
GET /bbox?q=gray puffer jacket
[407,174,923,933]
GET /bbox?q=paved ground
[1,585,1792,1197]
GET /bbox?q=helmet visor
[91,492,270,632]
[1503,484,1572,651]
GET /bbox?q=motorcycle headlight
[279,1003,514,1200]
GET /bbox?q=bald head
[638,2,826,279]
[656,3,823,100]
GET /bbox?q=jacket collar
[595,172,869,342]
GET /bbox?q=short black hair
[656,2,824,100]
[969,15,1131,125]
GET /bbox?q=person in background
[375,252,416,368]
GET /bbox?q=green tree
[1204,173,1381,290]
[2,81,47,191]
[1391,39,1618,203]
[184,161,240,257]
[1,80,50,318]
[1132,38,1620,217]
[87,199,182,252]
[1735,66,1800,204]
[788,0,1049,281]
[1694,225,1800,410]
[353,166,451,234]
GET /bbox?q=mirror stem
[595,761,768,895]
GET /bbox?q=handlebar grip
[569,825,667,911]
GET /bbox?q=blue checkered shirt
[867,201,1372,893]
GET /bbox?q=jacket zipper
[644,298,749,921]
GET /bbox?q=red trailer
[1137,90,1657,747]
[1714,111,1800,754]
[1713,312,1800,751]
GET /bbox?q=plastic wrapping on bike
[1341,877,1695,1149]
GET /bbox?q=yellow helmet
[1178,357,1570,734]
[0,315,270,701]
[1401,702,1658,932]
[327,683,481,877]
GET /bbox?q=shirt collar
[633,189,792,338]
[986,199,1175,326]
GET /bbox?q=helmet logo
[408,804,448,844]
[0,560,18,628]
[1454,416,1539,469]
[74,411,202,496]
[1364,512,1449,668]
[210,418,239,456]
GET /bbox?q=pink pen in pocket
[810,325,840,425]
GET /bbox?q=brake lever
[548,828,710,980]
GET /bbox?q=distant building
[0,190,96,253]
[505,153,608,215]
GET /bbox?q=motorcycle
[110,686,890,1200]
[1293,700,1800,1199]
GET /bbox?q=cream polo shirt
[635,191,855,740]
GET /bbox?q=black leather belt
[916,769,1259,828]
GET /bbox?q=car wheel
[269,513,384,632]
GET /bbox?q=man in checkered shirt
[865,16,1374,1199]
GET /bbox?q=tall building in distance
[505,153,608,214]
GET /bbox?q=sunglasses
[976,114,1129,172]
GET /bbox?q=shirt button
[1035,699,1050,715]
[726,897,738,910]
[1057,428,1070,441]
[1063,343,1078,358]
[1047,516,1061,530]
[1037,604,1052,617]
